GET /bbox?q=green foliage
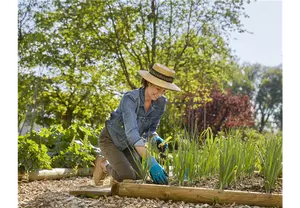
[240,139,258,176]
[218,128,260,177]
[129,146,150,182]
[229,63,282,132]
[180,87,254,137]
[27,124,101,156]
[18,124,100,172]
[146,127,281,193]
[171,132,200,185]
[52,138,96,169]
[257,134,282,193]
[241,127,265,141]
[256,67,282,132]
[27,125,70,156]
[228,63,258,100]
[198,128,220,177]
[218,135,242,189]
[18,0,252,130]
[18,135,52,172]
[156,103,185,148]
[18,72,35,130]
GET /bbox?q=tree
[18,0,252,130]
[256,68,282,132]
[228,63,282,132]
[183,87,254,135]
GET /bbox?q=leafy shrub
[52,138,96,169]
[18,135,52,172]
[27,123,100,156]
[19,124,100,170]
[76,124,101,146]
[183,88,255,136]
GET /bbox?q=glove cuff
[150,134,159,144]
[146,156,157,167]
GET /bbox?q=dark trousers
[98,125,142,182]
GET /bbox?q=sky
[228,0,282,67]
[15,0,286,66]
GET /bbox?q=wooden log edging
[18,168,93,181]
[114,183,282,207]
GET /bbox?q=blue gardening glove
[147,156,168,185]
[152,135,168,153]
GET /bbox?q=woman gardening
[93,63,181,185]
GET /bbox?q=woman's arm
[120,94,145,146]
[135,146,148,159]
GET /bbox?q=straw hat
[138,63,181,92]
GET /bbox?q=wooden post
[115,183,282,207]
[18,168,93,181]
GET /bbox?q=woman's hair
[141,78,149,88]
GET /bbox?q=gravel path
[18,176,272,208]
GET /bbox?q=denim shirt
[106,87,166,151]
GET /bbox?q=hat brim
[138,70,181,92]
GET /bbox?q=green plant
[257,135,282,193]
[77,124,101,146]
[51,137,95,169]
[240,139,258,176]
[199,127,220,178]
[28,123,101,157]
[129,145,150,182]
[169,128,204,185]
[218,135,243,190]
[27,125,73,156]
[18,135,52,172]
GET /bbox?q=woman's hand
[152,135,168,152]
[147,156,168,184]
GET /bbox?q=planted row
[149,128,282,193]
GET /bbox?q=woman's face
[146,83,167,101]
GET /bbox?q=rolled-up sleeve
[120,94,145,146]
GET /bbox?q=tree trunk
[62,108,73,129]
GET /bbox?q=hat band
[150,68,174,83]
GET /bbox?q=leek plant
[171,131,200,185]
[257,135,282,193]
[130,135,174,183]
[240,139,258,176]
[171,127,220,185]
[127,145,149,182]
[198,127,220,177]
[218,135,243,190]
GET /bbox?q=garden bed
[168,173,282,194]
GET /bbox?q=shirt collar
[139,87,145,106]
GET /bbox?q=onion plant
[127,145,149,182]
[240,138,258,176]
[218,134,243,190]
[257,135,282,193]
[198,127,220,178]
[171,127,220,185]
[171,130,200,185]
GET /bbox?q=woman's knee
[116,168,137,182]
